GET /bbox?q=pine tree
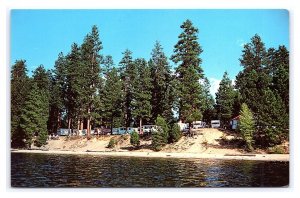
[65,43,84,131]
[236,34,270,114]
[236,34,289,146]
[149,41,173,123]
[266,46,289,114]
[152,115,169,151]
[131,58,152,131]
[231,90,242,118]
[169,123,182,143]
[215,71,235,128]
[255,88,288,146]
[32,65,51,145]
[239,103,255,151]
[200,77,216,123]
[32,65,51,95]
[11,60,30,147]
[171,19,204,132]
[20,83,49,148]
[50,52,68,132]
[130,131,140,147]
[80,25,103,137]
[119,49,135,127]
[102,67,123,131]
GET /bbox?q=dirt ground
[39,128,268,155]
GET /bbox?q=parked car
[118,127,135,135]
[112,128,119,135]
[94,128,111,135]
[57,128,70,136]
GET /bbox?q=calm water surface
[11,153,289,187]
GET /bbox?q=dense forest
[11,20,289,150]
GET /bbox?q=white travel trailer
[211,120,221,128]
[177,120,189,132]
[193,121,206,129]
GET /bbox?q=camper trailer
[193,121,206,129]
[211,120,221,128]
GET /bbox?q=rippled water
[11,153,289,187]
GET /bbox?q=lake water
[11,153,289,187]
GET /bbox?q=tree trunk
[189,122,192,137]
[87,119,90,138]
[80,120,83,130]
[139,118,142,135]
[68,118,72,136]
[111,116,114,135]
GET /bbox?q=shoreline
[11,149,289,162]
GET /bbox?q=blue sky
[10,9,289,95]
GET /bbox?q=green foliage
[231,91,242,118]
[119,49,135,127]
[267,145,287,154]
[152,116,169,151]
[215,71,235,127]
[149,41,174,123]
[102,67,123,129]
[168,123,182,143]
[239,103,255,151]
[256,89,288,146]
[11,60,30,148]
[107,138,117,148]
[131,58,152,128]
[236,34,289,147]
[200,77,216,123]
[171,20,204,124]
[80,25,103,136]
[20,83,49,148]
[130,131,140,147]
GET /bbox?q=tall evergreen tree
[80,25,103,137]
[20,83,49,148]
[215,71,235,128]
[102,67,123,131]
[65,43,83,131]
[236,34,288,146]
[11,60,30,147]
[132,58,152,130]
[32,65,51,94]
[266,46,289,114]
[149,41,173,123]
[200,77,216,123]
[50,52,68,132]
[231,90,242,118]
[171,19,204,131]
[119,49,135,127]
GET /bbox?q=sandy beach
[11,128,289,162]
[11,149,289,161]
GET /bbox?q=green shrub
[239,103,255,151]
[107,138,117,148]
[267,145,286,154]
[152,115,169,151]
[130,131,140,147]
[169,123,182,143]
